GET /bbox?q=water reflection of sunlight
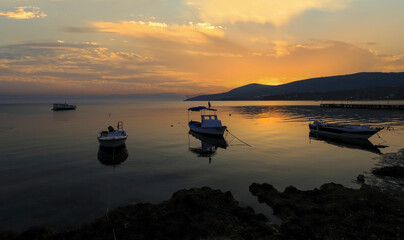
[2,101,404,232]
[227,105,404,126]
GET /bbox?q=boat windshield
[202,115,218,120]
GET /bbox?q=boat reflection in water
[97,144,129,166]
[309,132,387,154]
[188,130,228,163]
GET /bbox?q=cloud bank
[0,6,47,19]
[1,38,403,96]
[91,21,224,44]
[0,41,227,96]
[187,0,350,26]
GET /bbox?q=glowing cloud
[187,0,350,26]
[0,42,226,96]
[91,21,224,43]
[0,39,403,96]
[0,6,47,19]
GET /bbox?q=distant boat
[188,106,227,136]
[52,103,76,111]
[97,121,128,147]
[309,120,382,139]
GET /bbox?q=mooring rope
[376,132,388,145]
[177,122,188,130]
[106,207,117,240]
[175,122,251,147]
[225,129,252,147]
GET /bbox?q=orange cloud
[187,0,350,26]
[0,42,228,96]
[162,40,404,87]
[91,21,224,44]
[1,39,403,96]
[0,6,47,19]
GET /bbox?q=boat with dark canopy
[188,106,227,136]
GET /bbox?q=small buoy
[357,174,365,182]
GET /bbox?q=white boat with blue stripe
[188,106,227,136]
[309,120,382,139]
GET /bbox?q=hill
[186,72,404,101]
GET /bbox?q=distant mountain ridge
[0,93,185,104]
[186,72,404,101]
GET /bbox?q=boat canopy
[188,106,217,111]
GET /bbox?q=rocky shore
[250,182,403,240]
[3,149,404,240]
[372,166,404,178]
[1,187,279,240]
[2,182,403,240]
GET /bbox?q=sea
[1,99,404,231]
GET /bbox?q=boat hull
[52,103,76,111]
[97,137,127,147]
[309,124,379,139]
[52,107,76,111]
[189,122,227,136]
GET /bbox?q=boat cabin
[188,106,227,136]
[200,114,223,128]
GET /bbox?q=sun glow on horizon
[0,0,403,96]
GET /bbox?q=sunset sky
[0,0,403,96]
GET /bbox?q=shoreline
[2,150,403,239]
[2,180,403,240]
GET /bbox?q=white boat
[309,120,382,139]
[97,121,128,147]
[188,106,227,136]
[52,103,76,111]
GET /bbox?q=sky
[0,0,403,96]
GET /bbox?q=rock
[7,227,58,240]
[357,174,365,182]
[250,182,404,240]
[0,231,18,240]
[372,166,404,178]
[4,183,403,240]
[4,187,278,240]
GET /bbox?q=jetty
[320,103,404,110]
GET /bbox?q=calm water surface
[1,100,404,231]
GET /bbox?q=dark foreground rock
[3,187,278,240]
[372,166,404,178]
[366,149,404,190]
[250,182,404,240]
[3,183,403,240]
